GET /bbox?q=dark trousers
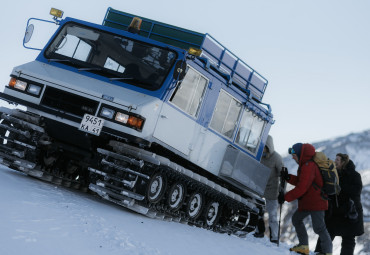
[316,235,356,255]
[339,235,356,255]
[292,210,332,253]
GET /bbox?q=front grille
[41,87,99,117]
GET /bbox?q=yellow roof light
[188,48,202,57]
[128,17,142,34]
[50,8,64,19]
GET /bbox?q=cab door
[153,66,208,156]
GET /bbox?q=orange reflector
[8,77,17,88]
[128,116,143,130]
[8,78,27,91]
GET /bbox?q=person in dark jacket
[253,135,284,243]
[279,143,332,255]
[315,153,364,255]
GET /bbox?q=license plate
[79,114,105,136]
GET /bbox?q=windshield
[44,22,177,90]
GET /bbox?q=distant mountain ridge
[283,129,370,172]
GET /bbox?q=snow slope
[0,166,290,255]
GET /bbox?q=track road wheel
[203,200,221,227]
[167,182,186,211]
[146,172,167,203]
[186,191,204,220]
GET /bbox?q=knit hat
[289,143,303,160]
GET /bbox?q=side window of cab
[170,66,208,118]
[236,109,266,154]
[210,90,242,139]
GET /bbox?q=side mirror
[24,24,34,44]
[23,18,59,51]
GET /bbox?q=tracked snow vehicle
[0,8,274,234]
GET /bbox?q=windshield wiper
[109,77,144,86]
[109,77,135,81]
[78,67,102,71]
[48,59,72,63]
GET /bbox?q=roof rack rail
[103,7,268,102]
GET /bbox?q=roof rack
[103,7,268,102]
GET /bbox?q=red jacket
[285,144,328,211]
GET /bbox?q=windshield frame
[43,21,179,91]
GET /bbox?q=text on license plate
[79,114,105,136]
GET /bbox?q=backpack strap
[310,160,328,200]
[312,182,328,200]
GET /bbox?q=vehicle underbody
[0,106,261,236]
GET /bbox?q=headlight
[115,112,144,130]
[27,84,42,96]
[115,112,129,123]
[100,107,115,119]
[99,104,145,131]
[9,78,27,91]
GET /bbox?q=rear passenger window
[170,66,208,118]
[210,90,242,139]
[236,109,266,154]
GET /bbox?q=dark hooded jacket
[325,160,364,236]
[261,135,284,200]
[284,143,328,211]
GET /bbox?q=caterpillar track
[0,107,91,191]
[0,107,261,235]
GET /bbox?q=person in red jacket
[278,143,333,255]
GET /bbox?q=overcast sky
[1,0,370,155]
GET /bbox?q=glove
[280,167,290,181]
[278,192,285,204]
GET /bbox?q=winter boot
[289,244,309,255]
[253,232,264,238]
[270,239,278,244]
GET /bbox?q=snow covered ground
[0,166,292,255]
